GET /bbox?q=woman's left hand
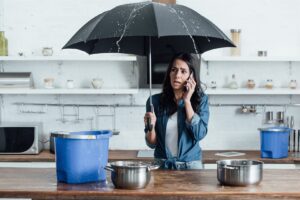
[182,75,196,101]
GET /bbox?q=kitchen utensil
[266,111,274,124]
[298,130,300,152]
[217,159,263,186]
[291,116,295,152]
[277,111,285,124]
[105,161,159,189]
[294,129,296,152]
[257,50,267,57]
[287,116,290,152]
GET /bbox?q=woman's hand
[144,111,157,131]
[182,74,196,102]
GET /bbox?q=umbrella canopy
[63,1,234,131]
[63,1,234,55]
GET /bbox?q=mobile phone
[183,73,193,92]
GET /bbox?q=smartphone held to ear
[183,73,193,92]
[183,84,189,92]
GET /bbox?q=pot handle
[104,166,115,172]
[224,166,239,170]
[147,164,160,171]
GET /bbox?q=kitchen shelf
[0,54,137,61]
[205,88,300,95]
[202,56,300,62]
[0,88,138,94]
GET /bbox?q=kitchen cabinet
[201,56,300,95]
[0,55,138,95]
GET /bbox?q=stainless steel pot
[217,159,263,186]
[105,161,159,189]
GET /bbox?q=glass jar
[265,79,273,89]
[289,80,297,89]
[247,79,255,89]
[230,29,241,56]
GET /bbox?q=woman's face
[170,59,191,91]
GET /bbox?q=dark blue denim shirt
[144,93,209,168]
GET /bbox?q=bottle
[0,31,8,56]
[289,80,297,89]
[228,74,238,89]
[230,29,241,56]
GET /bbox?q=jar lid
[230,29,241,33]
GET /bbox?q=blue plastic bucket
[259,127,291,159]
[53,130,112,184]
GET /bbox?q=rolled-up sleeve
[144,97,156,149]
[185,94,209,141]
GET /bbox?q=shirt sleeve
[144,97,156,149]
[185,94,209,141]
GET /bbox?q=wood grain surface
[0,168,300,200]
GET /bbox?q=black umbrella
[63,1,234,129]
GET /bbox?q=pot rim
[216,159,264,167]
[110,161,150,168]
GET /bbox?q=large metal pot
[217,159,263,186]
[105,161,159,189]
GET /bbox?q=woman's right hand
[144,112,157,130]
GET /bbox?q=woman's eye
[171,68,177,72]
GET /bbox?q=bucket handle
[104,166,115,172]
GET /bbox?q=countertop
[1,150,300,164]
[0,168,300,200]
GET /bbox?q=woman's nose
[175,71,182,77]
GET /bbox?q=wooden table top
[0,168,300,200]
[1,150,300,164]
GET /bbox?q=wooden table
[1,150,300,164]
[0,168,300,200]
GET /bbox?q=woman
[144,53,209,170]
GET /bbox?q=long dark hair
[160,53,204,116]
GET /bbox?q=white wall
[1,0,300,150]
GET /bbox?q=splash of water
[169,7,200,59]
[115,2,151,53]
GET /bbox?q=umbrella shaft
[149,37,153,112]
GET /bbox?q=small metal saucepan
[217,159,263,186]
[105,161,160,189]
